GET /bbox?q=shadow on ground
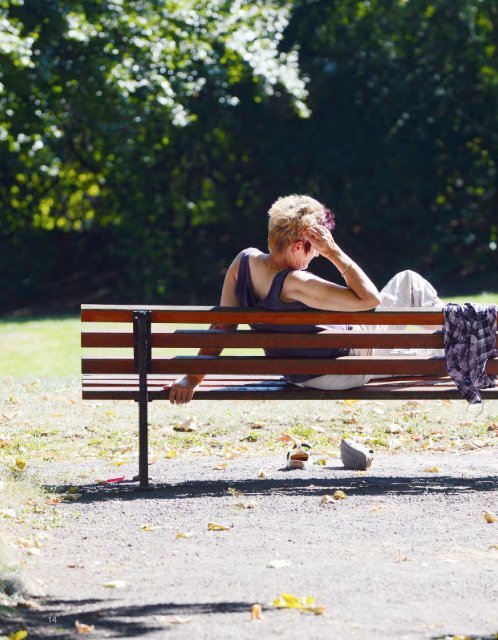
[44,474,498,503]
[2,598,259,639]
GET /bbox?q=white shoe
[286,442,312,469]
[340,439,373,471]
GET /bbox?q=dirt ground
[2,445,497,640]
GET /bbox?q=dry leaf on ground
[173,417,197,432]
[234,501,257,509]
[8,631,28,640]
[102,580,126,589]
[75,620,95,634]
[176,532,194,539]
[278,432,295,445]
[61,493,82,502]
[257,469,267,479]
[141,524,159,532]
[483,511,497,523]
[423,466,439,473]
[208,522,231,531]
[333,490,348,500]
[320,495,335,505]
[214,462,228,470]
[273,593,324,615]
[314,458,327,466]
[251,604,262,620]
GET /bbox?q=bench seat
[82,374,498,401]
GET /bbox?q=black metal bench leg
[133,310,152,490]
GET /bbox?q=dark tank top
[235,248,350,384]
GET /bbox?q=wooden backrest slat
[81,333,134,348]
[82,355,498,376]
[81,330,446,349]
[81,306,448,325]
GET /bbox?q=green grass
[1,291,497,377]
[0,316,80,377]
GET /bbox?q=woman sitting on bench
[168,194,443,404]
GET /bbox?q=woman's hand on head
[165,375,200,405]
[302,225,337,258]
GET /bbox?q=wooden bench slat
[81,330,447,349]
[82,378,498,401]
[81,306,448,325]
[81,355,498,376]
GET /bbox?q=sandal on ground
[340,438,373,471]
[286,441,312,470]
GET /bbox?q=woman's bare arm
[285,225,381,311]
[166,252,241,404]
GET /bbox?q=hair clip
[323,208,336,231]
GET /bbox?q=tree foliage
[1,0,497,312]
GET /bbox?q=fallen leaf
[489,543,498,550]
[278,432,295,445]
[487,423,498,432]
[168,616,192,624]
[257,469,267,479]
[320,495,335,505]
[208,522,231,531]
[250,422,265,429]
[267,559,291,569]
[234,501,257,509]
[395,556,410,562]
[8,631,28,640]
[165,449,177,459]
[241,433,258,442]
[176,532,194,539]
[141,524,159,532]
[1,412,18,421]
[333,490,347,500]
[15,458,26,470]
[102,580,126,589]
[273,593,324,615]
[423,466,439,473]
[173,417,197,432]
[75,620,95,634]
[314,458,327,466]
[371,505,384,513]
[483,511,497,524]
[251,604,262,620]
[61,493,82,502]
[214,463,228,470]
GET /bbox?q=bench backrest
[80,305,498,379]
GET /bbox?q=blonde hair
[267,194,328,254]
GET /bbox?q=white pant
[297,270,444,391]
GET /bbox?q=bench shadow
[44,474,498,504]
[4,598,253,639]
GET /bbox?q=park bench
[81,305,498,488]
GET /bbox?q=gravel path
[3,447,498,640]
